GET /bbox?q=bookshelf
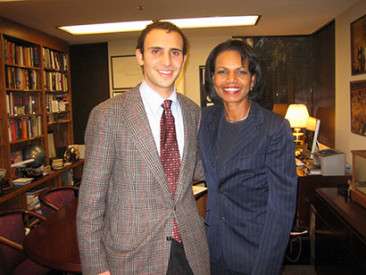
[0,17,81,210]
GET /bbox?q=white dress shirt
[140,80,184,160]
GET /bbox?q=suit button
[220,217,225,222]
[218,189,224,194]
[166,236,172,241]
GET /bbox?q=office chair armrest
[0,236,23,251]
[24,210,47,222]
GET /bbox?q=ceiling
[0,0,359,45]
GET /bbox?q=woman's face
[213,50,256,105]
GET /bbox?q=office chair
[0,209,49,275]
[39,186,79,218]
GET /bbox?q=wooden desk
[295,167,350,228]
[24,198,80,273]
[310,188,366,274]
[24,186,208,273]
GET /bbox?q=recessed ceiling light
[58,15,259,35]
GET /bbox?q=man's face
[136,29,187,98]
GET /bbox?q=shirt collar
[140,80,179,112]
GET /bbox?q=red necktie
[160,100,181,242]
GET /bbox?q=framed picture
[350,80,366,136]
[112,90,130,97]
[111,55,142,90]
[199,65,214,107]
[351,15,366,75]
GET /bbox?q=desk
[295,167,350,228]
[310,188,366,274]
[24,186,208,273]
[24,198,81,273]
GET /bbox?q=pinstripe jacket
[198,101,297,275]
[76,86,209,275]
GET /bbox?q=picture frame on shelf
[351,14,366,75]
[111,55,142,90]
[350,80,366,137]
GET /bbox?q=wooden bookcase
[0,17,80,210]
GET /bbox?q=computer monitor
[304,116,321,159]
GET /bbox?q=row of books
[44,71,69,91]
[46,94,69,113]
[27,186,48,211]
[3,38,40,67]
[43,48,68,71]
[8,116,42,142]
[6,93,41,116]
[5,67,41,90]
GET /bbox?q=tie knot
[162,100,172,110]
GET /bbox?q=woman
[199,39,297,275]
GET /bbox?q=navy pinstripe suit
[199,101,297,275]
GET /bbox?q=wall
[335,0,366,164]
[108,35,229,103]
[108,1,366,165]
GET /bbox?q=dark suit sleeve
[251,118,297,275]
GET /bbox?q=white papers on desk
[192,185,207,196]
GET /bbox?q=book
[13,177,34,185]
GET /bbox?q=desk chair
[0,209,49,275]
[39,186,79,218]
[286,225,309,263]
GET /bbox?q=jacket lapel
[123,87,172,199]
[203,106,222,168]
[174,95,198,200]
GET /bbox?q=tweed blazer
[77,86,209,275]
[199,101,297,275]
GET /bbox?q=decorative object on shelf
[64,145,80,163]
[0,169,6,181]
[0,169,6,194]
[285,104,309,147]
[23,145,46,168]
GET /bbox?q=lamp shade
[285,104,309,128]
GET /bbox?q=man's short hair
[136,21,188,55]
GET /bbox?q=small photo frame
[351,15,366,75]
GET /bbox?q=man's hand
[98,271,111,275]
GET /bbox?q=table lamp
[285,104,309,144]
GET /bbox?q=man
[76,21,209,275]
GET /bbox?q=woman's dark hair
[204,39,263,103]
[136,21,188,55]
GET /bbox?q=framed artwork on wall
[112,90,130,97]
[111,55,142,90]
[351,15,366,75]
[350,80,366,136]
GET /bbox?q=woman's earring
[250,87,253,91]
